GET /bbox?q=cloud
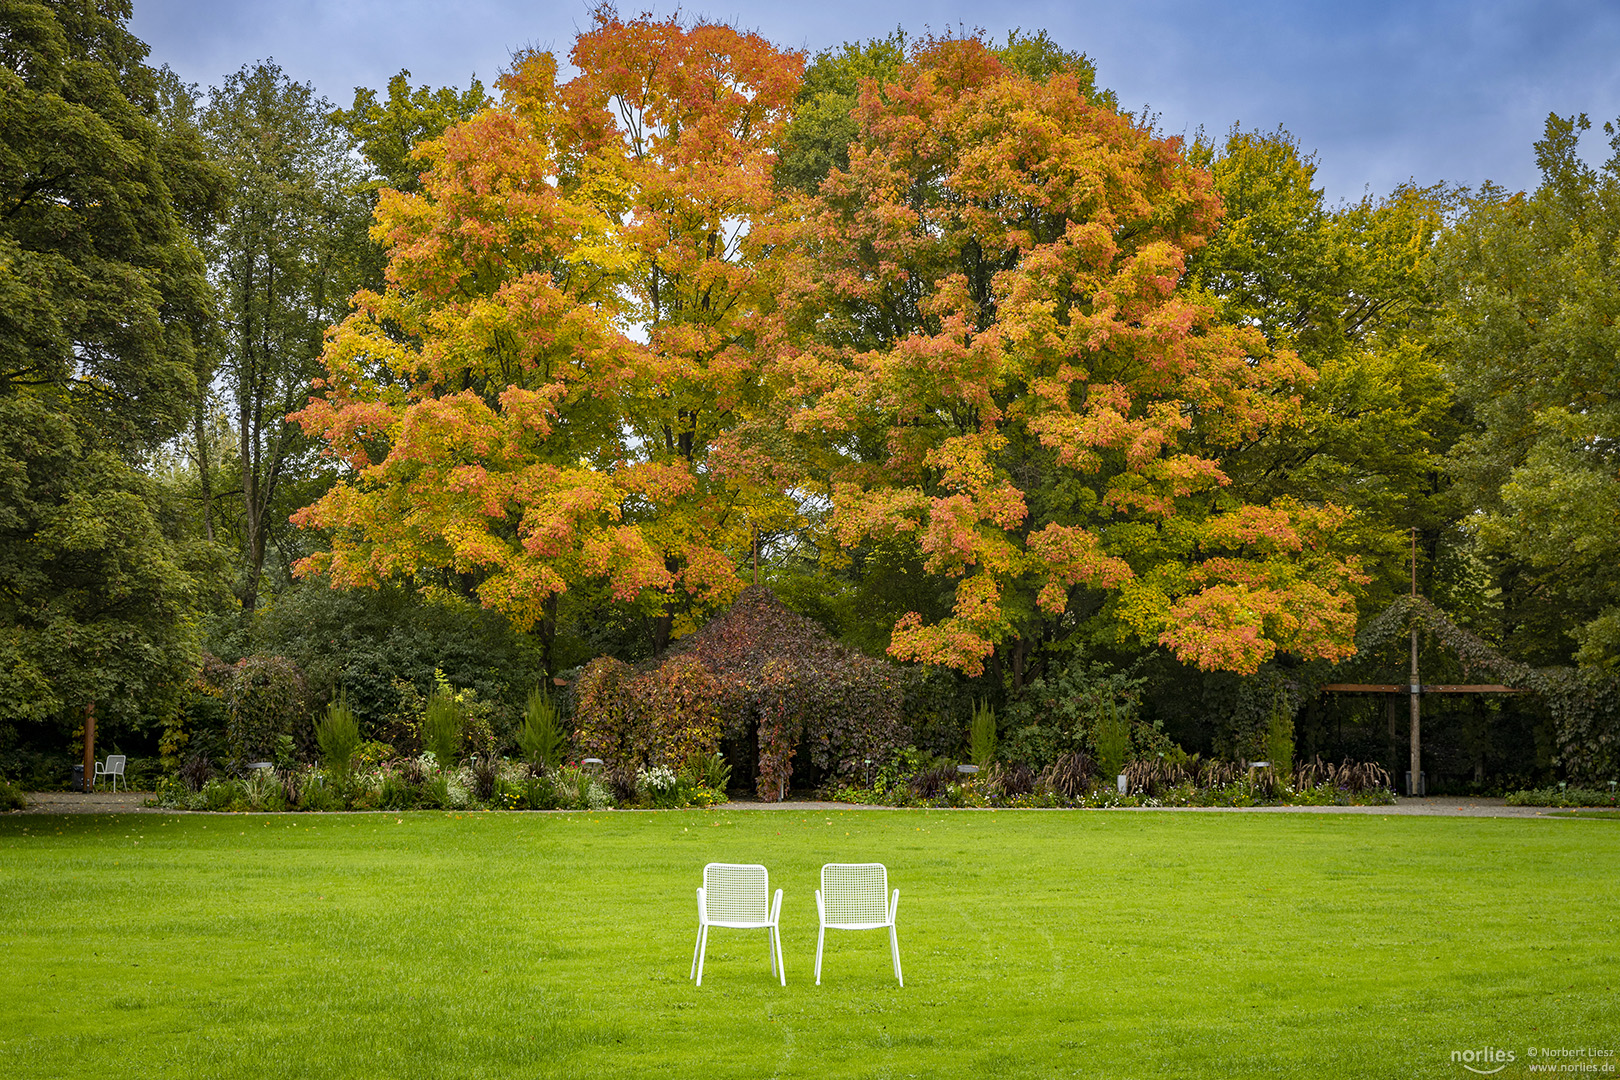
[130,0,1620,201]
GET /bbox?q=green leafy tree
[1188,127,1462,612]
[0,0,214,740]
[1434,113,1620,667]
[200,61,371,613]
[0,0,210,443]
[0,398,203,731]
[333,69,489,196]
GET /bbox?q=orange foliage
[292,20,1361,677]
[292,10,804,630]
[772,37,1361,675]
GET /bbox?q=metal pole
[83,701,95,793]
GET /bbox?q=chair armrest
[770,887,783,926]
[696,886,706,923]
[889,888,900,924]
[815,888,824,925]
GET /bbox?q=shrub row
[148,751,731,813]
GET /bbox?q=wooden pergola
[1319,533,1527,795]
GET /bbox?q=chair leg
[774,925,786,987]
[890,925,903,986]
[815,924,825,986]
[690,923,703,980]
[695,925,709,987]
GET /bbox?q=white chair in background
[815,862,901,986]
[691,862,785,987]
[93,755,126,792]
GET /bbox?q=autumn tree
[292,11,804,670]
[332,69,490,292]
[769,38,1364,680]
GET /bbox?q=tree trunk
[539,593,558,678]
[650,556,681,656]
[192,389,214,543]
[1010,636,1029,691]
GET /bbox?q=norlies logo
[1453,1047,1517,1074]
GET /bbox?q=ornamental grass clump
[1042,751,1095,798]
[470,752,501,802]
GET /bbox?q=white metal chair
[93,754,126,792]
[815,862,902,986]
[691,863,784,987]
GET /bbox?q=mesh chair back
[106,755,125,772]
[703,863,771,923]
[820,863,890,926]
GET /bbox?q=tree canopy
[7,5,1619,790]
[0,0,214,737]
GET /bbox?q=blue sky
[130,0,1620,204]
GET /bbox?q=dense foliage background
[4,1,1617,794]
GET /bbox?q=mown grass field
[1,807,1615,1079]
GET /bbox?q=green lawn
[1,808,1615,1079]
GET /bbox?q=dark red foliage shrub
[573,587,907,799]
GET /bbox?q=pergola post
[1407,527,1422,798]
[1409,625,1421,797]
[82,701,95,793]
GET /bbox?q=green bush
[1266,694,1295,775]
[225,656,307,767]
[0,776,26,810]
[377,770,412,810]
[420,774,450,810]
[316,696,362,777]
[524,773,559,810]
[302,778,341,812]
[423,689,462,768]
[272,734,299,770]
[200,778,236,811]
[1094,700,1131,780]
[517,689,565,770]
[970,699,998,767]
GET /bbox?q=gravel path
[8,792,1615,818]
